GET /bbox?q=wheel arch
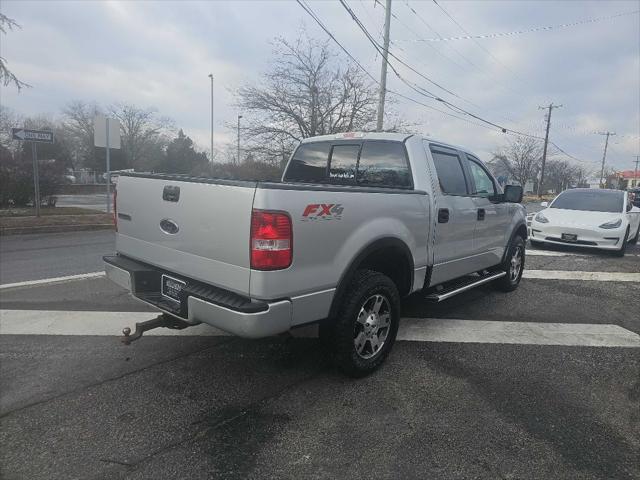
[328,237,414,320]
[501,222,528,263]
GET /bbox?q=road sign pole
[106,118,111,214]
[31,143,41,217]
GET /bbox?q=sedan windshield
[550,190,624,213]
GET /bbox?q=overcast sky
[2,0,639,173]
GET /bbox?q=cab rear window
[283,142,330,183]
[285,140,411,188]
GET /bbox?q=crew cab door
[427,144,478,285]
[463,154,511,268]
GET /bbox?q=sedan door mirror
[626,202,632,212]
[503,184,523,203]
[540,201,549,208]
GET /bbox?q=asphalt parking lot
[1,232,639,480]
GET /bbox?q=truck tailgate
[115,174,256,296]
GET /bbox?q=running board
[425,271,506,302]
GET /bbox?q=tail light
[113,188,118,232]
[250,209,292,270]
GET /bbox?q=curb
[0,224,115,236]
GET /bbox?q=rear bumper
[104,255,291,338]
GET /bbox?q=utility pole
[208,74,214,170]
[105,118,111,214]
[633,155,639,188]
[537,103,562,196]
[596,131,616,188]
[237,114,243,165]
[376,0,392,132]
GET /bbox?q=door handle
[438,208,449,223]
[477,208,485,221]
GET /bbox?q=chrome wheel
[353,294,391,359]
[509,246,523,282]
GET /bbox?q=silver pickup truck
[105,132,526,376]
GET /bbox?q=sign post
[31,143,41,217]
[94,116,121,213]
[12,128,55,217]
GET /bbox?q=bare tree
[0,14,30,91]
[0,105,23,151]
[61,101,102,169]
[571,165,591,188]
[237,35,380,165]
[108,103,174,170]
[490,136,542,187]
[545,159,580,193]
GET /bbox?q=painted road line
[0,310,226,336]
[398,318,640,347]
[527,250,582,257]
[523,270,640,282]
[0,272,105,290]
[1,310,639,347]
[527,249,638,258]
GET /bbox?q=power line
[402,0,478,69]
[339,0,548,137]
[431,0,537,94]
[397,9,640,42]
[296,0,501,130]
[296,0,578,151]
[397,0,541,127]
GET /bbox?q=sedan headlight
[599,218,622,229]
[534,212,549,223]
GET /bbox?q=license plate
[561,233,578,242]
[161,274,186,303]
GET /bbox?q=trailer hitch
[121,314,197,345]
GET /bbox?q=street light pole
[237,114,243,165]
[208,74,214,171]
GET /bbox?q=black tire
[495,235,525,292]
[321,270,400,377]
[630,224,640,245]
[613,227,630,257]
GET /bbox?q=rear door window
[430,149,468,195]
[283,142,330,183]
[329,145,360,184]
[357,141,411,188]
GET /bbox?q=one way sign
[12,128,55,144]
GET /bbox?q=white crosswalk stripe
[1,310,639,348]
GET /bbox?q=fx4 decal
[301,203,344,221]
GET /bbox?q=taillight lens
[113,188,117,232]
[250,209,292,270]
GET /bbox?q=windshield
[550,190,624,213]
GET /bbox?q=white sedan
[530,188,640,256]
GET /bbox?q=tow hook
[121,314,197,345]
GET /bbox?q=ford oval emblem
[160,219,179,235]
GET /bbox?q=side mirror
[540,201,549,208]
[627,202,632,212]
[503,185,523,203]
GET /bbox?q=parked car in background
[530,188,640,256]
[629,187,640,208]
